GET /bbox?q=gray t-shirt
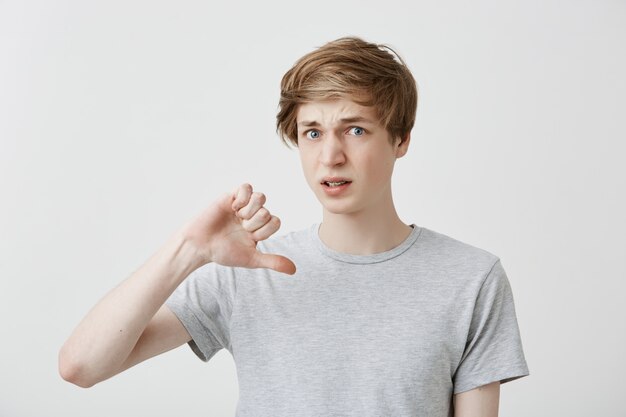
[165,223,529,417]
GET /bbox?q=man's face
[296,97,410,216]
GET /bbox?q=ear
[395,133,411,158]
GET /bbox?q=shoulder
[413,226,500,275]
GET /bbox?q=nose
[319,132,346,167]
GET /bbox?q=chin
[319,199,360,215]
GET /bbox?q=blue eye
[306,130,320,140]
[349,127,365,136]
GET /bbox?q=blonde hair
[276,36,418,148]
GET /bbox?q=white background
[1,0,625,416]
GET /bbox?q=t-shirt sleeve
[453,259,530,394]
[165,262,237,362]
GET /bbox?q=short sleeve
[453,259,530,394]
[165,262,237,362]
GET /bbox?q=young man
[60,37,529,417]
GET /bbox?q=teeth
[326,181,347,186]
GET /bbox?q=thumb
[252,252,297,275]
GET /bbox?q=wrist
[161,231,208,284]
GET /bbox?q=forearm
[59,231,203,386]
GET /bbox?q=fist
[182,183,296,275]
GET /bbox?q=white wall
[1,0,624,416]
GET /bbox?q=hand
[179,183,296,275]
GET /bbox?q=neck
[318,188,412,255]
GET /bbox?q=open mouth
[322,181,352,187]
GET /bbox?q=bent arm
[59,183,290,388]
[58,232,203,388]
[453,381,500,417]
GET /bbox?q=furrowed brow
[339,116,374,124]
[297,116,375,128]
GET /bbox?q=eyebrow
[297,116,375,127]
